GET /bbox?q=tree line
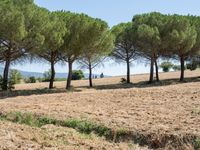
[1,0,200,91]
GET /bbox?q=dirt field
[0,70,200,149]
[0,120,147,150]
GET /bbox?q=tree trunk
[66,61,73,90]
[126,59,130,83]
[49,61,55,89]
[180,56,185,82]
[2,59,11,90]
[89,63,93,87]
[149,57,154,83]
[154,59,160,82]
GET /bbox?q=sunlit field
[0,71,200,149]
[1,0,200,149]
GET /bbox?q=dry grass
[0,70,200,149]
[0,120,147,150]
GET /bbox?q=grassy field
[0,70,200,149]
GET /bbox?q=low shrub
[5,112,36,126]
[173,65,181,71]
[194,138,200,149]
[186,60,198,71]
[24,76,36,83]
[63,119,112,137]
[160,62,173,72]
[72,70,84,80]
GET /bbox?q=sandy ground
[0,70,200,149]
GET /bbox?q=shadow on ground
[90,76,200,90]
[0,88,82,99]
[1,76,200,99]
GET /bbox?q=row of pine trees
[1,0,200,91]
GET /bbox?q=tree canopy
[79,18,113,87]
[0,0,48,90]
[111,22,139,83]
[35,11,67,89]
[1,1,200,90]
[133,12,166,83]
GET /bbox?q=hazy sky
[9,0,200,76]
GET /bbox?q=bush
[5,112,36,126]
[71,70,84,80]
[0,70,21,90]
[42,70,51,82]
[160,62,174,72]
[186,60,198,71]
[100,73,104,78]
[7,78,15,90]
[172,65,186,71]
[37,77,43,83]
[3,69,22,90]
[24,76,36,83]
[30,76,36,83]
[172,65,181,71]
[54,78,66,82]
[9,69,22,84]
[0,76,15,90]
[195,138,200,149]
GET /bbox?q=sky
[8,0,200,76]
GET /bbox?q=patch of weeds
[63,119,81,128]
[194,138,200,149]
[95,124,112,138]
[63,119,112,138]
[114,128,130,142]
[116,128,128,137]
[21,113,36,126]
[77,120,96,134]
[5,112,37,126]
[0,111,114,140]
[37,116,58,127]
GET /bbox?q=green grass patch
[5,112,38,126]
[116,128,128,137]
[0,111,115,140]
[62,119,112,138]
[0,111,198,149]
[194,137,200,149]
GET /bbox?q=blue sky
[9,0,200,76]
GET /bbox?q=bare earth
[0,70,200,149]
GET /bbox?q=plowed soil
[0,70,200,149]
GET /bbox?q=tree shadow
[1,76,200,99]
[0,88,82,99]
[90,76,200,90]
[135,76,200,88]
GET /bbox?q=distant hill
[0,67,110,79]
